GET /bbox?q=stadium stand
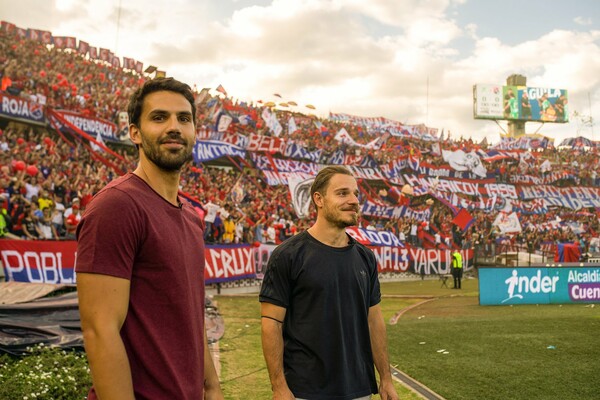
[1,22,599,269]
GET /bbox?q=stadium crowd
[1,26,599,259]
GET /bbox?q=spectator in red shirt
[64,202,82,239]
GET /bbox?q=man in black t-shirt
[521,91,532,119]
[260,166,398,400]
[554,95,567,122]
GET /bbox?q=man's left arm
[368,304,399,400]
[203,331,224,399]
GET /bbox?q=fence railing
[473,242,555,267]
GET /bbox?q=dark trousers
[452,268,463,289]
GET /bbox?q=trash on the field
[547,345,556,350]
[419,342,426,345]
[437,349,446,353]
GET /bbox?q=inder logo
[502,269,559,303]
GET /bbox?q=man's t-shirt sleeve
[75,188,142,280]
[259,250,291,309]
[367,247,382,307]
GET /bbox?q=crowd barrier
[475,242,557,267]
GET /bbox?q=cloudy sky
[2,0,599,143]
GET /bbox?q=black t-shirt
[260,231,380,400]
[53,184,67,200]
[23,217,39,238]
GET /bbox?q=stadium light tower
[506,74,527,136]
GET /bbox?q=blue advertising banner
[479,267,600,305]
[0,92,45,123]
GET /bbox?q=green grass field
[215,293,422,400]
[216,277,600,400]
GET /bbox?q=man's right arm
[260,302,295,400]
[77,272,135,400]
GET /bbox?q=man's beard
[139,132,193,172]
[323,206,359,229]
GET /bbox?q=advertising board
[479,267,600,305]
[474,85,568,123]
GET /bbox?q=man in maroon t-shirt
[76,78,223,399]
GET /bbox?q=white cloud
[464,23,478,40]
[574,16,592,26]
[0,0,598,144]
[341,0,450,28]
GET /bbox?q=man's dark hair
[127,77,196,128]
[310,166,353,211]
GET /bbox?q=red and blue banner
[0,240,258,285]
[0,92,45,124]
[193,140,247,163]
[54,109,119,141]
[0,240,77,284]
[283,142,323,163]
[52,36,77,49]
[360,199,431,221]
[554,243,581,263]
[0,237,473,285]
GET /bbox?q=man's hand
[204,385,225,400]
[272,386,296,400]
[379,379,399,400]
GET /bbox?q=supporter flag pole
[452,208,475,232]
[47,112,76,148]
[429,191,458,215]
[47,109,127,174]
[47,111,124,174]
[357,182,377,205]
[359,179,386,205]
[71,133,126,175]
[225,155,273,196]
[264,151,285,186]
[48,109,127,162]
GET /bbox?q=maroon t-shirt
[76,173,206,399]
